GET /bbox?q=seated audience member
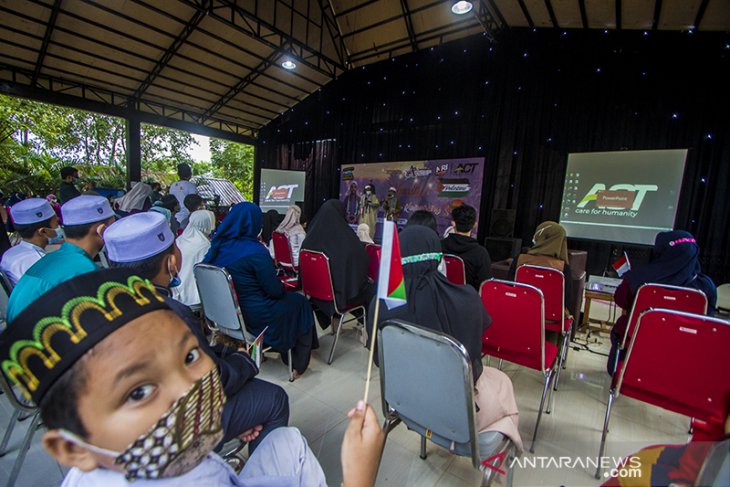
[368,226,523,457]
[174,209,216,306]
[104,212,288,450]
[149,181,163,204]
[607,230,717,374]
[509,220,573,311]
[441,204,492,290]
[261,209,284,245]
[159,194,181,234]
[205,203,318,379]
[116,182,153,216]
[0,269,385,486]
[57,166,81,203]
[301,199,374,328]
[6,195,115,322]
[357,223,374,244]
[405,209,438,235]
[181,193,205,230]
[269,205,306,268]
[1,198,62,285]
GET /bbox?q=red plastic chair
[365,243,381,282]
[443,254,466,285]
[621,283,708,350]
[595,309,730,479]
[480,279,559,453]
[516,265,573,391]
[299,250,367,365]
[272,231,300,290]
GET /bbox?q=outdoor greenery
[0,94,254,200]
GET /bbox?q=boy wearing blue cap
[103,212,290,452]
[0,269,385,486]
[0,198,62,285]
[6,195,116,322]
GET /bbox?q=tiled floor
[0,302,694,486]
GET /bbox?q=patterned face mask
[60,368,226,480]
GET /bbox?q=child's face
[44,310,215,472]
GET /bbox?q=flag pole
[363,297,381,404]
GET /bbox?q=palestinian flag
[377,221,407,309]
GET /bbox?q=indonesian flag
[377,221,407,309]
[612,252,631,277]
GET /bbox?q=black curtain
[256,28,730,283]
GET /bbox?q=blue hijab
[625,230,716,309]
[204,202,267,267]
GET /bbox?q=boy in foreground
[0,269,384,486]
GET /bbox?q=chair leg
[497,358,503,370]
[7,412,41,487]
[553,333,570,391]
[327,314,345,365]
[0,409,21,456]
[530,368,554,453]
[287,350,294,382]
[420,435,427,460]
[595,391,616,479]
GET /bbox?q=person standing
[359,183,379,239]
[169,163,198,230]
[383,186,401,221]
[57,166,81,204]
[344,181,360,224]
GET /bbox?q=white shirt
[169,180,198,225]
[0,240,46,285]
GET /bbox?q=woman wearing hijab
[356,223,374,244]
[205,203,317,379]
[174,209,216,306]
[261,209,284,245]
[301,199,374,328]
[606,230,717,374]
[367,226,524,455]
[268,205,306,267]
[509,221,572,309]
[116,182,153,216]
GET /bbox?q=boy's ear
[451,220,456,228]
[42,430,101,472]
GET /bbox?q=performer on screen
[383,186,401,222]
[344,181,360,224]
[359,183,379,239]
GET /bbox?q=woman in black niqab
[367,225,523,453]
[301,199,374,326]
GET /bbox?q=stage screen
[559,150,687,245]
[339,158,485,240]
[259,169,306,214]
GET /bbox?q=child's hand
[239,424,263,443]
[341,400,385,487]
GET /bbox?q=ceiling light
[281,59,296,70]
[451,1,473,15]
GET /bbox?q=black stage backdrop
[255,29,730,283]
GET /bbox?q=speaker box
[484,237,522,263]
[489,209,516,238]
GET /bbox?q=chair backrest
[443,254,466,285]
[716,283,730,314]
[365,243,381,282]
[617,309,730,424]
[622,283,708,348]
[0,269,13,294]
[98,247,110,269]
[695,438,730,487]
[272,231,295,269]
[378,319,481,468]
[299,250,338,305]
[0,368,37,413]
[480,279,547,372]
[516,264,567,331]
[193,263,252,341]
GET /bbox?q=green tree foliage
[209,139,254,200]
[0,94,251,197]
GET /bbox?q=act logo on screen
[265,184,298,201]
[577,184,658,211]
